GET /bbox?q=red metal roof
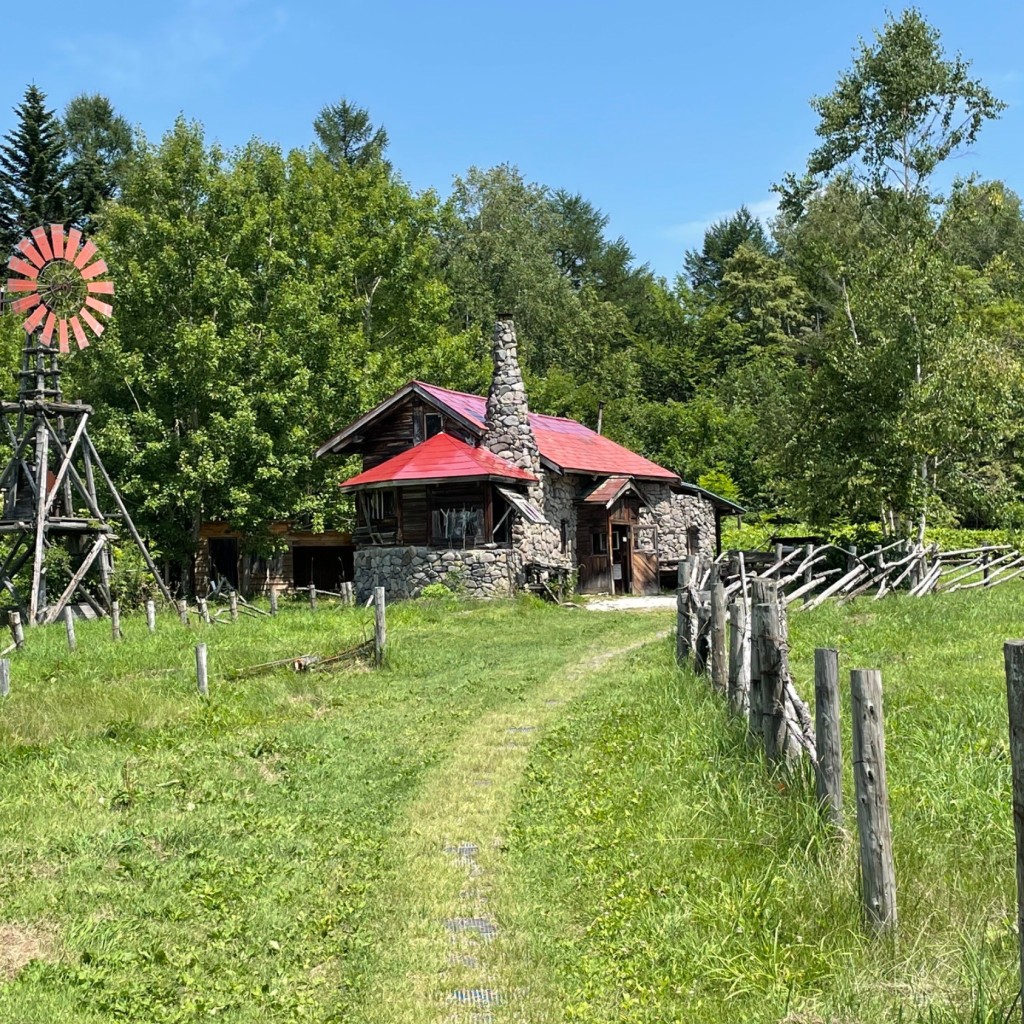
[341,431,537,488]
[416,382,678,481]
[579,475,634,507]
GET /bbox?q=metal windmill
[1,224,172,625]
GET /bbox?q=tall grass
[501,588,1022,1022]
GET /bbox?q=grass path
[355,630,669,1023]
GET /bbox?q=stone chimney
[482,315,540,476]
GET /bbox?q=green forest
[1,8,1022,579]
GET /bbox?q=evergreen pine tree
[0,85,70,254]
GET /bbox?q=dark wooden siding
[401,487,429,545]
[359,397,480,470]
[576,505,612,593]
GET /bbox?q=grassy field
[0,587,1018,1022]
[500,588,1021,1023]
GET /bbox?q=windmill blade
[30,226,53,262]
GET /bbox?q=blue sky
[5,1,1023,281]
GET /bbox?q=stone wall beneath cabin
[640,483,716,562]
[354,545,514,602]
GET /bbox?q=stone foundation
[354,545,515,601]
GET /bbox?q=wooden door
[631,525,659,596]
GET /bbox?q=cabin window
[425,412,443,438]
[368,490,396,521]
[432,507,484,547]
[592,531,608,555]
[687,525,700,555]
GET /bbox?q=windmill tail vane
[6,222,114,352]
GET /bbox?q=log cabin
[317,316,742,601]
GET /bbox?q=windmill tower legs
[0,342,171,625]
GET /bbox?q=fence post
[341,581,354,607]
[9,611,24,650]
[1005,641,1024,1005]
[111,600,122,641]
[269,585,279,615]
[177,599,189,626]
[198,598,211,625]
[814,648,843,827]
[727,601,749,715]
[710,577,727,694]
[374,586,386,667]
[0,659,8,697]
[63,606,77,652]
[145,600,156,634]
[195,643,209,696]
[308,582,318,611]
[229,592,238,622]
[694,593,710,675]
[850,668,896,932]
[756,586,787,764]
[676,559,692,667]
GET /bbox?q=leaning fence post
[850,668,896,932]
[195,643,209,696]
[9,611,24,650]
[374,586,386,667]
[145,599,156,634]
[269,585,279,616]
[0,659,8,697]
[111,600,122,641]
[1005,641,1024,1004]
[814,648,843,827]
[63,607,77,652]
[710,577,727,694]
[727,601,749,715]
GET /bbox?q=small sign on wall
[612,564,622,581]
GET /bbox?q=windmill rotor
[6,223,114,352]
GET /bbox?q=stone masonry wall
[515,472,577,569]
[354,546,514,602]
[640,483,716,562]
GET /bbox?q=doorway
[611,524,632,594]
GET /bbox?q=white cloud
[663,196,780,248]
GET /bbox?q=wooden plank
[63,606,77,652]
[1005,641,1024,1010]
[83,435,174,602]
[814,648,843,827]
[710,579,727,694]
[850,668,896,932]
[28,417,49,624]
[111,600,121,641]
[196,643,209,696]
[727,601,749,716]
[374,586,387,667]
[43,534,107,625]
